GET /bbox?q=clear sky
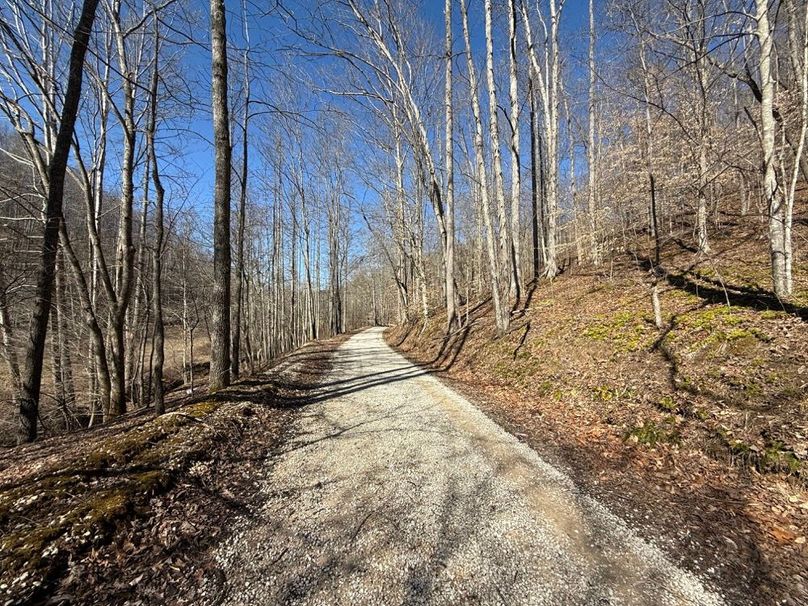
[145,0,598,251]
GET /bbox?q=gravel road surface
[209,327,726,606]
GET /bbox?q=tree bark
[521,0,561,278]
[232,46,250,379]
[507,0,522,297]
[106,1,139,418]
[587,0,600,266]
[444,0,457,329]
[461,0,507,335]
[529,73,541,279]
[484,0,511,300]
[209,0,232,390]
[148,16,166,414]
[756,0,789,297]
[17,0,100,442]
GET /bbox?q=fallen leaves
[0,337,347,605]
[387,275,808,605]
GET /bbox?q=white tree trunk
[484,0,511,293]
[521,0,561,278]
[507,0,522,296]
[444,0,457,328]
[461,0,507,335]
[756,0,789,296]
[587,0,600,266]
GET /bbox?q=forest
[1,0,807,602]
[1,0,803,445]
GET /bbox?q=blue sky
[148,0,599,250]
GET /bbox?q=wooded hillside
[0,2,807,603]
[1,0,806,447]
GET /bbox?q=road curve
[209,327,725,606]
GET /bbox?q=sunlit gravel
[204,327,726,606]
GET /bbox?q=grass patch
[718,430,803,477]
[593,385,623,402]
[626,417,681,447]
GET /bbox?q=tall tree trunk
[88,71,108,421]
[756,0,789,296]
[291,196,299,347]
[414,179,429,327]
[148,18,166,414]
[329,195,344,335]
[461,0,507,335]
[521,0,561,278]
[181,250,192,390]
[232,46,250,379]
[392,107,413,321]
[484,0,511,301]
[529,74,541,279]
[127,155,151,406]
[545,0,561,278]
[444,0,457,329]
[107,2,139,418]
[565,97,580,265]
[18,0,100,442]
[637,35,659,264]
[300,177,317,339]
[784,0,808,296]
[507,0,522,298]
[209,0,232,390]
[694,0,711,255]
[587,0,600,266]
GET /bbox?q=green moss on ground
[0,399,223,597]
[626,417,682,447]
[583,311,652,352]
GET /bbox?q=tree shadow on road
[204,339,437,414]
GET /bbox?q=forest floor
[0,333,350,605]
[388,214,808,606]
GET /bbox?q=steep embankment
[388,221,808,605]
[0,335,348,605]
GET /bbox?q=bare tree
[209,0,231,390]
[755,0,785,296]
[587,0,600,266]
[444,0,457,329]
[507,0,523,296]
[343,0,456,331]
[484,0,512,300]
[782,0,808,296]
[460,0,507,335]
[521,0,563,278]
[12,0,100,441]
[147,11,165,414]
[232,1,251,379]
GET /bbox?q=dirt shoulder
[387,291,807,606]
[0,334,350,606]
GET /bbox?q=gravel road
[209,327,726,606]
